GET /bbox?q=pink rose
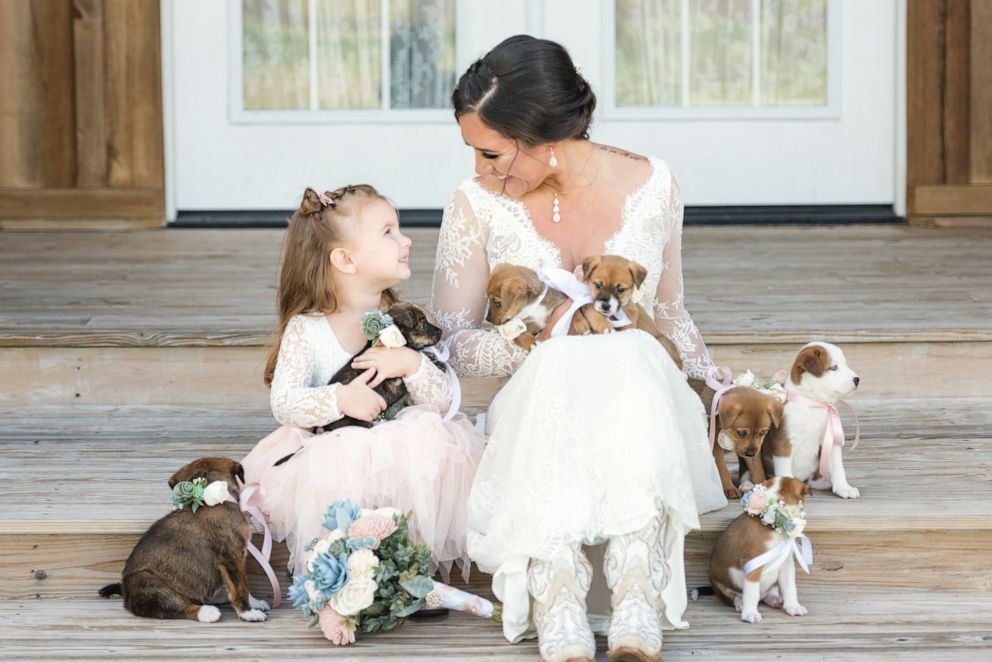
[318,606,356,645]
[746,490,769,515]
[348,515,398,549]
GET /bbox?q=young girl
[242,184,484,582]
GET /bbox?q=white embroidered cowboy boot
[528,544,596,662]
[604,517,667,662]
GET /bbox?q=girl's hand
[351,346,422,387]
[336,368,388,422]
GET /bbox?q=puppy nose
[853,376,860,387]
[745,449,757,457]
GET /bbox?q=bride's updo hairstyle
[452,35,596,145]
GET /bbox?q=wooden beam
[0,188,163,219]
[971,0,992,183]
[910,184,992,215]
[73,0,109,187]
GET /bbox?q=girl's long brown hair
[264,184,398,386]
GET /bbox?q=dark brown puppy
[711,388,784,498]
[581,255,682,370]
[315,301,444,434]
[99,457,267,623]
[486,264,612,351]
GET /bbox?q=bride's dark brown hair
[264,185,398,386]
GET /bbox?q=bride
[431,35,726,662]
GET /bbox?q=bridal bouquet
[289,500,501,645]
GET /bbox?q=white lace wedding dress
[431,157,727,643]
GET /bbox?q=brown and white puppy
[486,263,612,350]
[99,457,269,623]
[711,387,784,499]
[709,477,810,623]
[581,255,682,370]
[762,342,861,498]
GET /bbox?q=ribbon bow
[536,267,630,338]
[421,341,462,423]
[228,479,281,608]
[705,366,738,451]
[743,534,813,577]
[785,391,861,481]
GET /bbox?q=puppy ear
[627,261,648,288]
[581,256,601,282]
[767,397,784,428]
[717,398,744,428]
[233,462,245,484]
[168,463,193,489]
[501,275,529,300]
[792,345,826,382]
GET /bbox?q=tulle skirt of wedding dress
[466,330,727,642]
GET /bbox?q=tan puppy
[581,255,682,369]
[486,263,611,350]
[99,457,269,623]
[711,387,784,498]
[709,477,810,623]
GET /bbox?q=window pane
[688,0,752,106]
[390,0,456,109]
[242,0,310,110]
[316,0,382,109]
[761,0,827,105]
[615,0,682,107]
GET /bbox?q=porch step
[2,399,989,601]
[2,588,990,661]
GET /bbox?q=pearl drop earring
[549,147,558,168]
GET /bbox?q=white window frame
[602,0,842,121]
[227,0,470,123]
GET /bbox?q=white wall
[167,0,898,212]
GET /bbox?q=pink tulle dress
[242,312,484,581]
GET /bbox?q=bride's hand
[539,299,574,340]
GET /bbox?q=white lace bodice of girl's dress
[269,313,454,428]
[431,157,714,379]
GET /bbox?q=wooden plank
[102,0,164,189]
[0,218,164,231]
[910,184,992,215]
[971,0,992,184]
[73,0,109,187]
[0,188,164,220]
[0,0,76,189]
[943,0,971,185]
[907,0,947,186]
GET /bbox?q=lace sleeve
[431,188,529,378]
[404,353,453,411]
[653,175,715,379]
[270,315,343,427]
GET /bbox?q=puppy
[486,263,612,351]
[315,301,444,434]
[711,387,784,498]
[99,457,269,623]
[709,476,810,623]
[762,342,861,498]
[581,255,682,369]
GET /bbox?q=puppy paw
[833,484,860,499]
[249,596,270,612]
[238,608,268,622]
[740,609,762,624]
[197,605,221,623]
[784,602,808,616]
[762,594,784,609]
[724,486,742,499]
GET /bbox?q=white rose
[788,518,807,538]
[496,318,527,340]
[202,480,230,506]
[325,529,344,544]
[329,577,377,616]
[378,325,407,348]
[305,579,322,603]
[346,549,380,580]
[733,370,756,388]
[313,538,331,556]
[717,431,736,452]
[372,507,401,520]
[766,383,788,403]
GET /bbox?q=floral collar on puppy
[361,310,407,348]
[172,476,231,513]
[732,369,788,403]
[741,485,806,538]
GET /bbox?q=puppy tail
[99,583,123,598]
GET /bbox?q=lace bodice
[430,157,714,379]
[270,313,454,427]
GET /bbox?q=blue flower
[346,535,377,551]
[323,500,361,534]
[311,552,349,596]
[288,574,316,615]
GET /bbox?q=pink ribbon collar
[228,479,281,608]
[785,391,860,481]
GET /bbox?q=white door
[165,0,898,216]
